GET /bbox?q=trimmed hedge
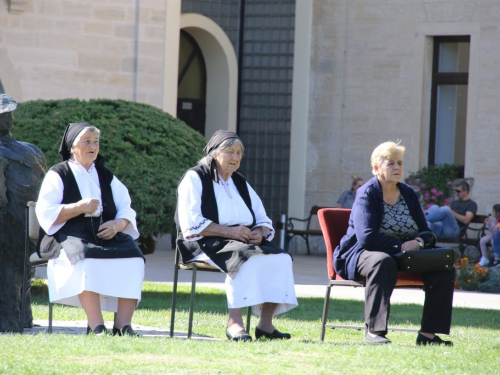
[13,98,206,242]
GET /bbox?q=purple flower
[431,188,438,194]
[447,181,452,185]
[415,179,420,183]
[421,183,426,188]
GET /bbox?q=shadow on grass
[30,280,499,330]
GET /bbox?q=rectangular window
[429,36,470,173]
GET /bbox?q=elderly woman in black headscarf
[35,122,145,336]
[176,130,298,341]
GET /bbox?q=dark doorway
[177,30,207,136]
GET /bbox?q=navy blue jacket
[334,176,430,280]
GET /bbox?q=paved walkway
[18,246,500,337]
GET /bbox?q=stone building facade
[2,0,500,253]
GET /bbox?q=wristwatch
[415,238,424,249]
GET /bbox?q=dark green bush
[478,268,500,294]
[13,98,206,242]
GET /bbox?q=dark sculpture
[0,94,45,332]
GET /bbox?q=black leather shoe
[255,327,291,340]
[365,332,391,345]
[416,332,453,346]
[87,324,109,336]
[113,325,141,337]
[226,329,252,342]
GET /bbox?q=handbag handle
[416,230,437,249]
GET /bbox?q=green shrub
[478,267,500,294]
[13,98,206,244]
[405,164,459,209]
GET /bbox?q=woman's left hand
[401,239,421,252]
[248,227,264,245]
[97,219,129,240]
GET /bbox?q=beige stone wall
[304,0,500,215]
[0,0,166,108]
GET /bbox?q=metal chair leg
[170,248,181,338]
[48,303,53,333]
[320,284,331,341]
[187,264,197,339]
[245,306,252,333]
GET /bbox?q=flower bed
[455,258,488,291]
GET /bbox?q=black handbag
[394,247,460,273]
[393,231,460,273]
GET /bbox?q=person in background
[337,175,364,209]
[478,204,500,268]
[175,130,298,342]
[334,141,455,346]
[425,180,477,239]
[36,122,145,336]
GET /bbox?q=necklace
[221,178,233,199]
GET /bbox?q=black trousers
[356,250,455,335]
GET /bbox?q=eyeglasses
[455,189,463,194]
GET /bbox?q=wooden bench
[436,214,487,262]
[278,205,327,255]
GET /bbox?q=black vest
[174,164,256,232]
[37,161,117,259]
[51,161,117,223]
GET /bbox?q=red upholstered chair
[318,208,424,341]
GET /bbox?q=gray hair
[71,126,100,147]
[197,137,245,167]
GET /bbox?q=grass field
[1,280,499,374]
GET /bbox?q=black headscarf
[58,122,105,165]
[203,130,241,182]
[203,130,240,156]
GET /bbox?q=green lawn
[1,280,499,374]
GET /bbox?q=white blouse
[177,170,274,241]
[36,160,139,239]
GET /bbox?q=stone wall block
[40,34,100,52]
[101,38,133,55]
[20,16,54,31]
[2,30,34,47]
[62,2,93,18]
[120,56,148,74]
[115,24,135,39]
[83,21,114,36]
[54,20,84,34]
[93,6,126,22]
[8,48,76,67]
[78,53,120,72]
[143,25,164,41]
[138,41,164,58]
[106,73,134,87]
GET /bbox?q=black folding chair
[169,241,251,338]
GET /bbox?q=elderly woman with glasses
[334,141,455,346]
[36,122,145,336]
[175,130,298,342]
